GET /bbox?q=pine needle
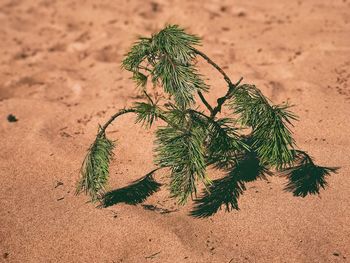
[76,134,115,201]
[134,102,160,128]
[122,24,207,109]
[230,84,298,169]
[122,38,152,71]
[206,118,249,169]
[155,124,209,204]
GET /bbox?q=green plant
[76,25,337,211]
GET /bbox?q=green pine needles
[77,134,115,201]
[76,25,338,214]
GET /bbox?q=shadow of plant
[190,150,339,218]
[190,151,272,218]
[282,150,339,197]
[101,169,162,207]
[100,153,338,218]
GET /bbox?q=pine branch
[155,123,210,204]
[229,84,297,169]
[152,53,208,108]
[193,48,243,117]
[197,90,214,114]
[134,102,160,128]
[78,24,338,213]
[132,71,148,88]
[76,134,115,201]
[77,104,184,201]
[153,25,200,63]
[133,98,188,131]
[142,90,154,105]
[98,102,184,134]
[122,37,152,71]
[193,48,233,85]
[98,108,137,137]
[206,118,249,169]
[186,109,249,168]
[77,108,138,200]
[123,25,208,109]
[210,77,243,117]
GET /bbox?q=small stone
[7,114,18,122]
[220,6,227,12]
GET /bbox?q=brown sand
[1,0,349,262]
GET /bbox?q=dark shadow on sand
[101,169,162,207]
[190,150,339,218]
[190,152,272,218]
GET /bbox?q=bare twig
[98,106,186,138]
[211,77,243,117]
[197,90,214,114]
[145,251,161,259]
[193,48,243,118]
[193,48,233,85]
[98,108,137,137]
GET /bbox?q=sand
[0,0,349,262]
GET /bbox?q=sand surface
[1,0,350,262]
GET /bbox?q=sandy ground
[0,0,350,262]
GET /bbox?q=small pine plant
[76,25,337,211]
